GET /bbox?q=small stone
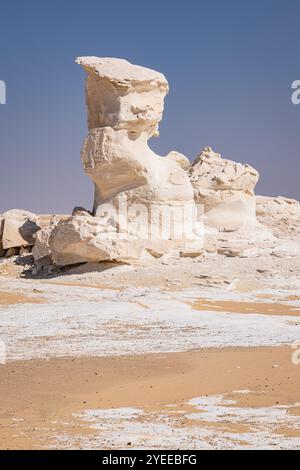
[180,249,204,258]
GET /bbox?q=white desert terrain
[0,57,300,450]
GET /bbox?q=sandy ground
[0,252,299,449]
[191,299,300,316]
[0,291,45,305]
[0,347,299,450]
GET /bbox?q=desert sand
[0,346,299,450]
[0,249,300,450]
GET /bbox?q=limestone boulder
[32,215,71,262]
[49,212,145,266]
[1,209,41,250]
[189,146,259,231]
[49,206,204,266]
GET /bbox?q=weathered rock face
[49,57,201,266]
[49,211,202,266]
[256,196,300,239]
[0,212,71,259]
[81,127,194,210]
[35,58,290,268]
[32,215,63,262]
[77,57,194,212]
[49,212,146,266]
[1,209,41,250]
[189,146,259,231]
[166,151,191,170]
[76,57,169,137]
[32,227,53,262]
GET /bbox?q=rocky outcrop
[256,196,300,239]
[4,58,296,269]
[49,57,201,266]
[0,212,70,259]
[77,57,194,212]
[189,146,259,231]
[76,57,169,137]
[32,215,63,262]
[49,211,145,266]
[81,127,194,211]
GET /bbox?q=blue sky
[0,0,299,213]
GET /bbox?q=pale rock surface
[49,211,201,266]
[76,56,169,136]
[81,127,194,210]
[256,195,300,239]
[49,212,145,266]
[32,215,71,262]
[32,218,58,262]
[77,57,194,211]
[166,151,190,170]
[190,146,259,231]
[1,209,41,250]
[49,57,201,266]
[38,214,69,229]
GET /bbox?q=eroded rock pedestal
[49,57,202,266]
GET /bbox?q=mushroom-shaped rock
[49,57,202,266]
[77,57,194,211]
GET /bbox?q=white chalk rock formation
[189,146,259,231]
[49,212,147,266]
[77,57,168,137]
[77,57,194,211]
[166,151,191,170]
[1,209,41,250]
[256,195,300,239]
[49,57,201,266]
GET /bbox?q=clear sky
[0,0,299,214]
